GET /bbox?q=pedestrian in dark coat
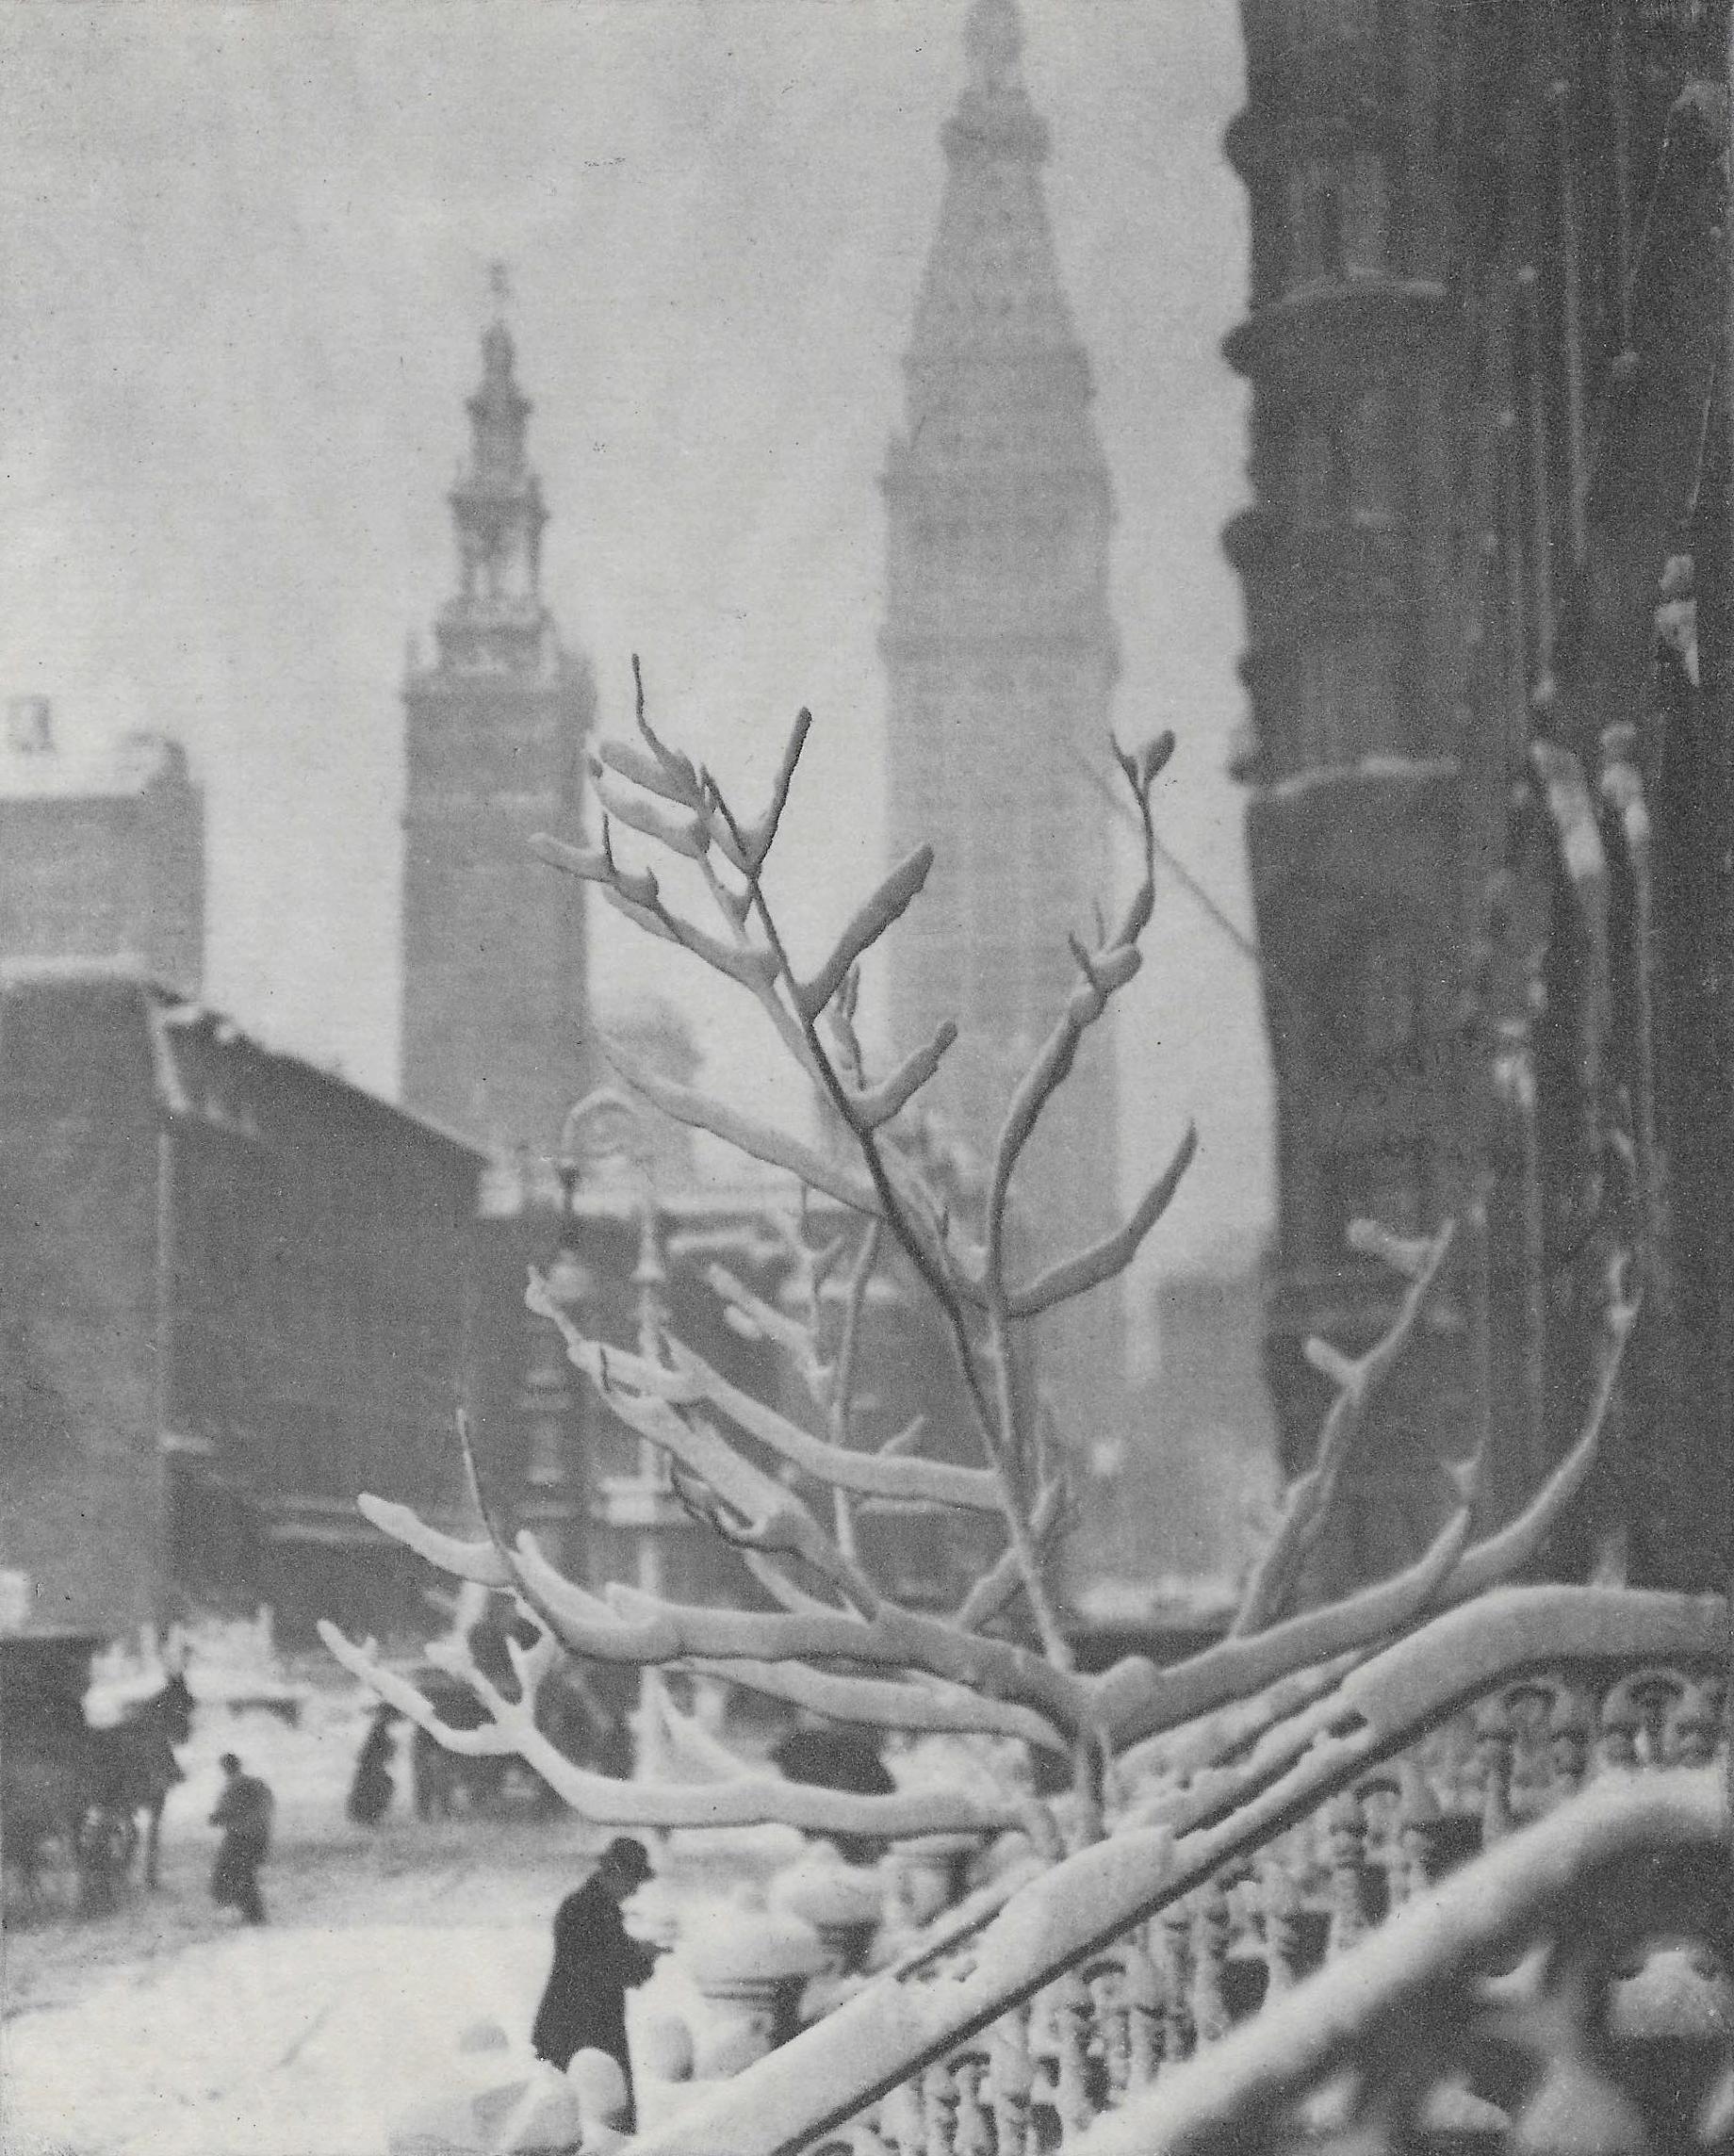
[346,1707,397,1826]
[531,1838,659,2124]
[209,1752,273,1925]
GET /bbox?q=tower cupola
[436,270,551,673]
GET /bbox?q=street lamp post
[556,1088,687,1782]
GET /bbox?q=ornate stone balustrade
[628,1586,1726,2156]
[1071,1767,1730,2156]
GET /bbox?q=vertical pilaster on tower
[401,278,597,1156]
[882,0,1130,1592]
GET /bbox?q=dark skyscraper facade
[882,0,1129,1576]
[401,307,596,1155]
[1229,1,1733,1595]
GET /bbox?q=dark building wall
[156,1009,482,1641]
[1229,0,1734,1595]
[0,738,204,992]
[0,972,482,1648]
[0,973,167,1639]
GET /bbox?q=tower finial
[964,0,1024,85]
[480,261,517,385]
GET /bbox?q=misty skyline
[1,0,1267,1321]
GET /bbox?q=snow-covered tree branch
[323,671,1636,1854]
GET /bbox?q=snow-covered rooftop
[0,714,187,801]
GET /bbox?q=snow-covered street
[2,1681,604,2156]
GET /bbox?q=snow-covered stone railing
[626,1584,1726,2156]
[1069,1766,1731,2156]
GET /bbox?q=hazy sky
[2,0,1267,1339]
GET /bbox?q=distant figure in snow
[773,1721,895,1864]
[209,1752,273,1925]
[531,1837,660,2126]
[346,1706,397,1826]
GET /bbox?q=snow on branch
[530,1270,1001,1516]
[1232,1220,1457,1636]
[953,1482,1067,1633]
[1440,1269,1639,1606]
[679,1654,1068,1756]
[661,1333,1001,1514]
[354,1494,513,1590]
[1006,1123,1197,1317]
[598,1045,880,1217]
[796,847,937,1022]
[318,1620,1019,1837]
[508,1536,1093,1734]
[983,732,1174,1280]
[1101,1496,1472,1750]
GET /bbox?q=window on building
[1339,152,1389,274]
[1295,623,1401,764]
[1290,151,1389,286]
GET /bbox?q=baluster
[883,2076,926,2156]
[950,2051,991,2156]
[1189,1879,1233,2050]
[1324,1789,1372,1958]
[1157,1900,1194,2066]
[1546,1679,1594,1802]
[1121,1925,1162,2093]
[1473,1695,1515,1842]
[920,2059,959,2156]
[833,2110,896,2156]
[1632,1672,1684,1765]
[1393,1761,1442,1905]
[1597,1676,1644,1776]
[1503,1678,1561,1821]
[1662,1681,1721,1767]
[866,2107,904,2156]
[1048,1968,1094,2141]
[1355,1774,1401,1922]
[989,2004,1036,2156]
[1706,1677,1729,1761]
[1257,1857,1303,1998]
[1420,1713,1474,1816]
[1083,1952,1129,2106]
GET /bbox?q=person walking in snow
[531,1838,660,2126]
[346,1705,397,1826]
[209,1751,273,1925]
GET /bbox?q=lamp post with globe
[556,1087,688,1779]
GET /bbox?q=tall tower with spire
[883,0,1129,1583]
[401,285,597,1154]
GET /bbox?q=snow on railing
[1071,1766,1731,2156]
[627,1585,1726,2156]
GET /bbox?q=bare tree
[321,670,1634,1854]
